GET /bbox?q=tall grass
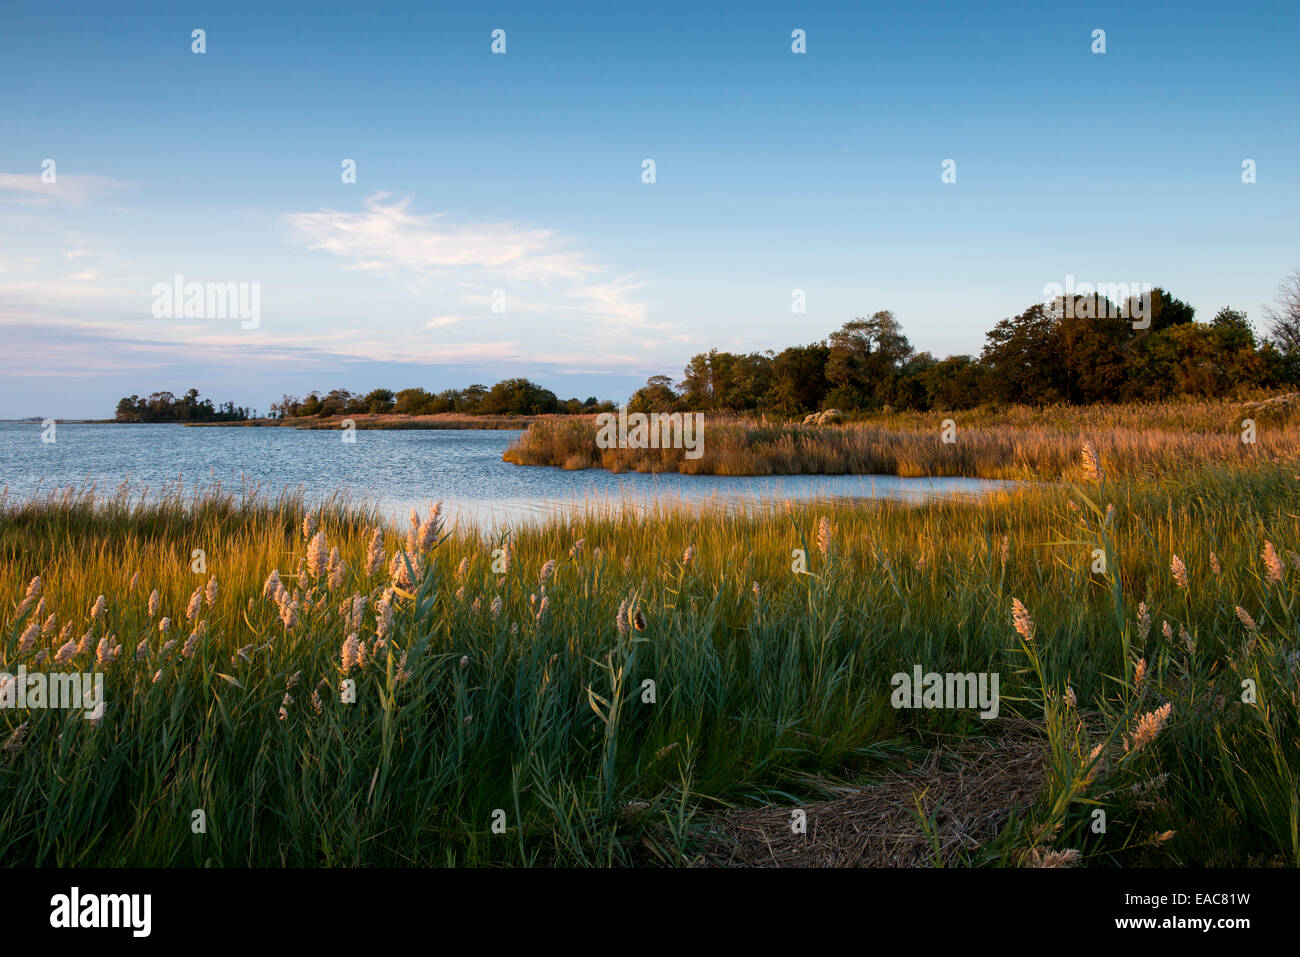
[504,396,1300,479]
[2,455,1298,866]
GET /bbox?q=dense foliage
[632,277,1300,414]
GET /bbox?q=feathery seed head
[1011,598,1034,641]
[340,633,360,673]
[1170,555,1188,590]
[364,528,385,578]
[54,639,77,666]
[18,621,39,653]
[1127,702,1173,754]
[1080,441,1102,481]
[307,531,329,579]
[1137,601,1151,642]
[327,547,345,590]
[1263,541,1284,585]
[816,517,832,556]
[17,577,41,617]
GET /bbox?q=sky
[1,0,1297,418]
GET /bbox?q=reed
[503,396,1300,480]
[1,454,1297,866]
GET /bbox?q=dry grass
[504,396,1300,479]
[703,719,1046,867]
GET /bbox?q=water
[0,422,1012,528]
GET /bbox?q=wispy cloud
[285,192,656,335]
[286,193,595,282]
[426,315,485,329]
[0,172,127,205]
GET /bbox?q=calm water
[0,422,1011,528]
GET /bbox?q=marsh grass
[504,397,1300,480]
[1,456,1298,866]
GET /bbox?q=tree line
[115,380,617,421]
[114,389,254,422]
[629,275,1300,414]
[114,272,1300,421]
[267,379,615,418]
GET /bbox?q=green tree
[824,311,912,409]
[393,388,433,415]
[363,388,396,414]
[919,355,983,410]
[980,304,1066,403]
[628,375,682,413]
[481,378,559,414]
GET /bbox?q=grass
[503,395,1300,479]
[1,448,1299,866]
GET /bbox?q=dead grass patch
[702,719,1046,867]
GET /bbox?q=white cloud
[286,193,595,282]
[285,193,654,336]
[0,172,126,205]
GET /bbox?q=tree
[270,394,300,419]
[460,385,489,413]
[764,342,830,413]
[1147,288,1196,332]
[319,389,354,417]
[628,375,682,413]
[680,350,734,410]
[919,355,983,410]
[115,396,143,422]
[1265,270,1300,382]
[480,378,559,415]
[393,388,433,415]
[889,351,938,410]
[363,388,396,414]
[1211,307,1254,340]
[980,304,1066,404]
[1058,294,1132,402]
[1162,319,1264,398]
[824,312,912,409]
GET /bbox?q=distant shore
[183,412,565,430]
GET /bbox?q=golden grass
[504,396,1300,480]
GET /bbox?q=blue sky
[2,0,1297,417]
